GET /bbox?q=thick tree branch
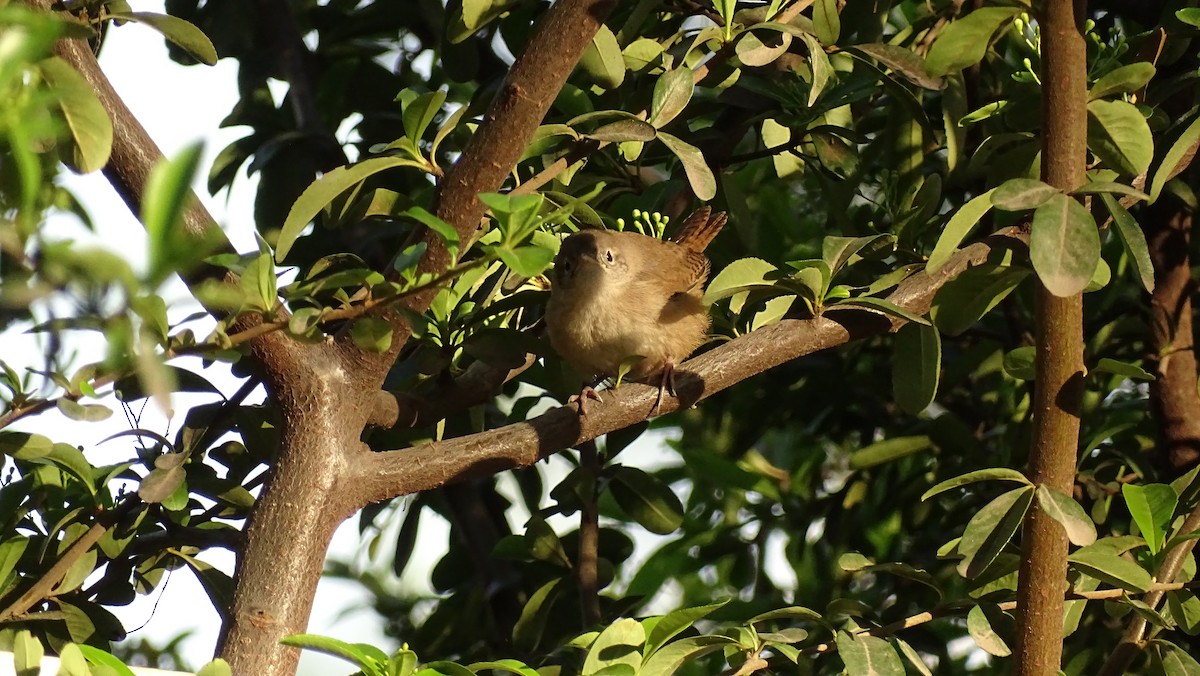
[1013,1,1088,673]
[350,228,1028,504]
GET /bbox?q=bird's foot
[569,386,603,415]
[650,362,679,416]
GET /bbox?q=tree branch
[1013,1,1088,673]
[349,227,1028,504]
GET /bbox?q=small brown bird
[545,207,727,414]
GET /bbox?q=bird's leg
[569,378,605,415]
[650,361,678,415]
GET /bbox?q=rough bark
[1012,0,1088,673]
[1146,200,1200,470]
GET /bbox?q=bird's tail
[670,206,727,253]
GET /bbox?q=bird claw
[569,386,603,415]
[650,363,678,416]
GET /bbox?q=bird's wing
[669,207,728,253]
[641,237,710,295]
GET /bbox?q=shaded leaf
[925,8,1021,76]
[1100,193,1154,293]
[658,132,716,201]
[609,466,684,535]
[1036,485,1097,547]
[39,57,112,173]
[923,468,1031,501]
[108,12,217,65]
[1029,193,1100,297]
[892,322,940,414]
[1087,99,1154,177]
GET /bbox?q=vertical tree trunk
[1012,0,1088,673]
[1146,202,1200,470]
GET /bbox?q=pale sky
[2,5,401,673]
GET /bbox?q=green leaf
[108,12,217,64]
[847,43,942,90]
[0,431,54,459]
[77,645,137,676]
[894,638,933,676]
[812,0,839,44]
[1089,62,1156,101]
[582,618,644,675]
[1029,193,1100,297]
[401,89,446,143]
[923,468,1032,501]
[1150,114,1200,203]
[195,659,233,676]
[175,550,235,619]
[643,601,728,657]
[746,605,824,625]
[1179,8,1200,27]
[831,297,930,326]
[609,466,684,535]
[930,263,1029,336]
[138,462,185,504]
[835,631,905,675]
[512,578,562,652]
[495,245,555,277]
[525,515,570,567]
[56,642,90,676]
[1036,485,1097,547]
[1087,99,1154,177]
[281,634,384,672]
[798,32,832,106]
[1123,483,1177,554]
[241,251,277,312]
[822,234,893,275]
[850,435,934,470]
[958,486,1033,578]
[967,604,1011,657]
[926,189,995,273]
[276,156,428,262]
[649,68,694,128]
[13,630,43,676]
[585,118,657,142]
[0,538,29,586]
[1068,549,1153,592]
[892,322,940,414]
[403,207,460,259]
[991,178,1059,211]
[925,7,1021,76]
[658,132,716,201]
[735,28,792,68]
[579,24,625,89]
[39,57,112,173]
[702,257,777,305]
[1094,357,1154,381]
[1152,639,1200,676]
[1100,193,1154,293]
[349,317,393,353]
[141,142,206,285]
[638,636,735,676]
[1002,346,1036,380]
[1072,180,1150,201]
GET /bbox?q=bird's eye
[605,250,614,263]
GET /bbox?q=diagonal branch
[349,227,1029,506]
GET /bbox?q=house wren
[545,207,727,413]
